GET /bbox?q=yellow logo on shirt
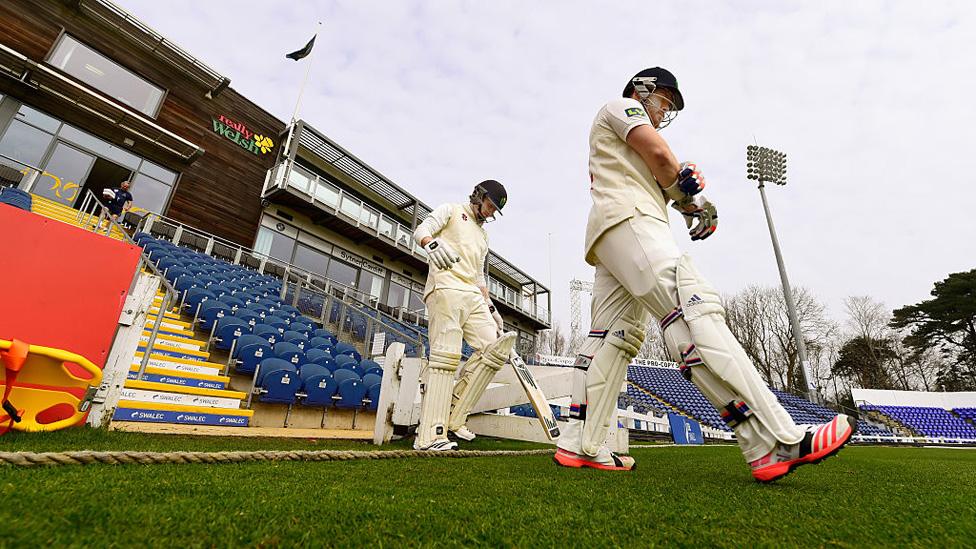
[625,107,646,118]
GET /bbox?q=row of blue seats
[255,359,381,411]
[231,334,377,376]
[0,187,32,211]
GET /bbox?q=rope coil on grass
[0,448,555,468]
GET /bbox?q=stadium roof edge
[295,119,549,294]
[71,0,231,97]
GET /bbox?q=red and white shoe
[553,447,636,471]
[750,414,857,483]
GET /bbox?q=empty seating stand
[133,233,386,430]
[860,405,976,440]
[626,365,896,438]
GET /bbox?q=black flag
[286,35,316,61]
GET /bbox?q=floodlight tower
[746,145,820,404]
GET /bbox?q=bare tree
[724,285,836,394]
[839,296,935,391]
[637,321,672,361]
[535,323,568,357]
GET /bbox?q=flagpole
[279,21,320,195]
[290,21,321,124]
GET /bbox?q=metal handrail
[282,277,426,359]
[74,188,179,380]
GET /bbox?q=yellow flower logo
[253,134,275,154]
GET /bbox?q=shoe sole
[552,450,636,471]
[753,416,857,484]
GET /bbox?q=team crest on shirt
[625,107,647,118]
[462,213,468,221]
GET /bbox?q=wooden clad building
[0,0,283,245]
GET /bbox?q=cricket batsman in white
[555,67,856,481]
[412,180,516,451]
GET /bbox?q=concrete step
[120,380,245,409]
[112,400,253,427]
[127,365,229,390]
[139,332,205,351]
[131,353,223,375]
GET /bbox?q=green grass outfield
[1,429,974,547]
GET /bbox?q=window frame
[45,30,169,119]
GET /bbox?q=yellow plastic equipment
[0,339,102,433]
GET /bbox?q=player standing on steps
[412,180,516,451]
[555,67,856,481]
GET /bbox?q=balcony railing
[264,160,552,326]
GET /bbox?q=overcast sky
[127,0,976,330]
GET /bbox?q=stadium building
[0,0,551,358]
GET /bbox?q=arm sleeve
[603,97,653,141]
[413,203,454,246]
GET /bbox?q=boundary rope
[0,448,555,467]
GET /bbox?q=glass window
[15,104,61,133]
[378,217,395,240]
[57,124,141,170]
[0,120,56,168]
[254,226,295,262]
[34,142,94,205]
[314,179,340,208]
[137,159,177,184]
[360,204,379,229]
[48,35,165,117]
[357,270,384,300]
[386,281,408,309]
[326,258,358,288]
[339,194,361,219]
[292,243,330,275]
[408,290,425,314]
[129,173,171,214]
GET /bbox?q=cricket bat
[509,349,560,440]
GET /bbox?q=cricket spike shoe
[553,447,636,471]
[450,426,477,441]
[414,439,458,452]
[750,414,857,483]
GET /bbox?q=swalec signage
[212,114,274,155]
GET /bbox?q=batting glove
[423,239,460,270]
[488,301,505,333]
[671,194,718,241]
[663,161,706,202]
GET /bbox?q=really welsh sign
[211,114,274,155]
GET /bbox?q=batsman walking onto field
[412,180,516,451]
[556,67,856,481]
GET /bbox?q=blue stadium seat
[0,187,32,211]
[334,342,362,362]
[213,316,250,351]
[288,322,313,338]
[281,330,310,351]
[234,309,261,328]
[197,300,231,331]
[299,364,337,407]
[308,337,335,352]
[273,341,305,366]
[312,329,338,346]
[335,378,367,409]
[303,347,332,365]
[334,354,358,371]
[332,368,360,385]
[251,323,279,346]
[256,358,298,404]
[184,287,216,314]
[233,334,273,375]
[365,380,382,411]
